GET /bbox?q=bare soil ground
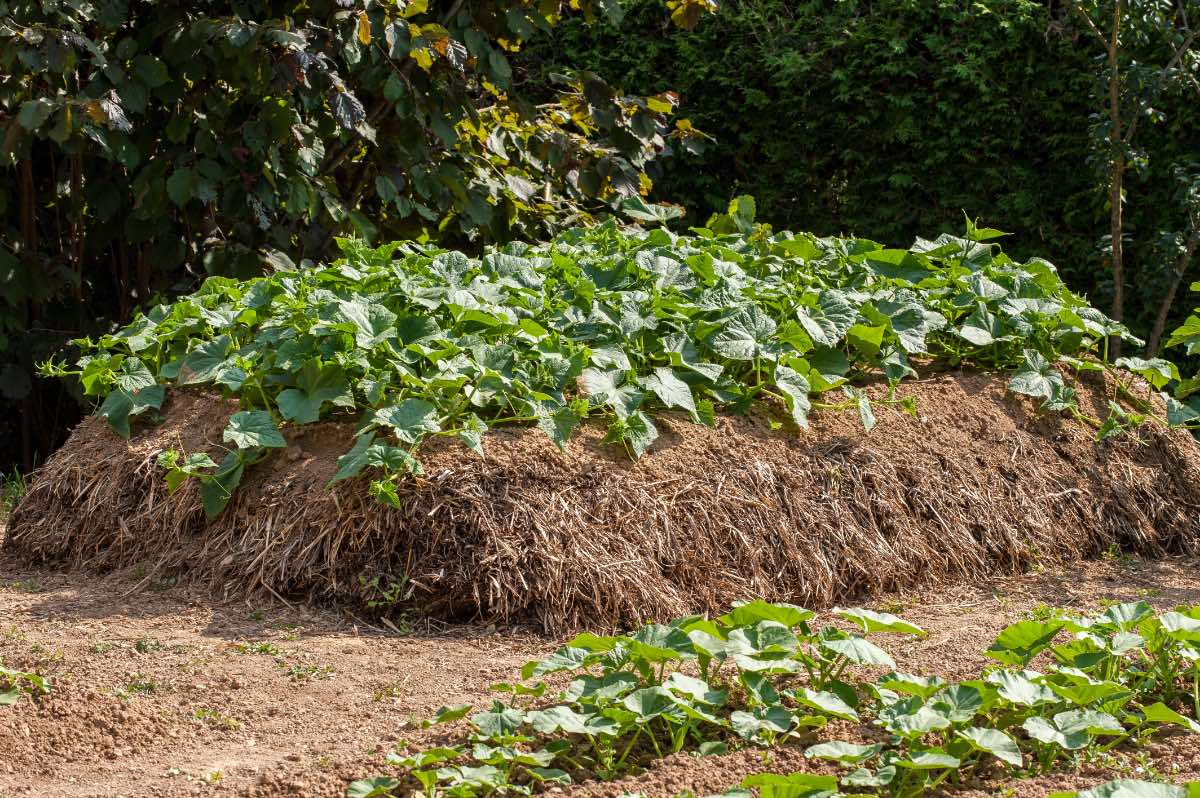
[3,538,1199,798]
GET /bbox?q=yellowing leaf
[400,0,429,18]
[409,47,434,70]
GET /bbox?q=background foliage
[0,0,713,470]
[525,0,1200,354]
[5,0,1200,473]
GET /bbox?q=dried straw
[7,371,1199,632]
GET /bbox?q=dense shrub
[0,0,714,469]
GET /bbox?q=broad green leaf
[956,726,1023,766]
[178,336,233,384]
[522,646,590,679]
[1141,701,1200,733]
[881,704,951,737]
[797,291,857,347]
[276,362,354,423]
[793,687,859,722]
[346,777,401,798]
[370,399,440,443]
[986,619,1064,666]
[804,740,881,764]
[334,297,397,348]
[639,366,696,414]
[622,686,676,720]
[774,364,812,428]
[470,701,525,739]
[424,704,472,726]
[98,384,165,438]
[929,683,984,722]
[1114,357,1179,390]
[199,450,246,518]
[987,670,1058,706]
[877,672,946,699]
[958,303,1007,346]
[719,600,814,629]
[835,607,924,635]
[730,705,795,740]
[1008,349,1063,401]
[740,772,839,798]
[896,750,960,770]
[620,196,684,223]
[330,433,375,484]
[710,306,777,360]
[821,636,895,668]
[527,704,594,735]
[223,410,287,449]
[627,623,696,661]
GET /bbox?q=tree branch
[1146,222,1200,356]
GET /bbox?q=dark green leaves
[177,336,234,385]
[276,363,354,424]
[986,619,1064,667]
[98,384,165,438]
[1008,349,1066,404]
[774,365,811,428]
[370,400,441,443]
[639,367,696,415]
[797,291,857,347]
[223,411,286,450]
[710,306,777,361]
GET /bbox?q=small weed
[0,468,25,521]
[1102,542,1138,567]
[120,673,158,696]
[372,682,406,702]
[91,640,116,654]
[1026,602,1058,622]
[194,707,241,730]
[203,770,223,786]
[283,663,334,681]
[359,574,411,609]
[230,641,280,656]
[134,637,164,654]
[4,578,43,593]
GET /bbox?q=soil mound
[6,370,1200,631]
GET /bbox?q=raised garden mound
[6,369,1200,632]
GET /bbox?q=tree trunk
[1107,1,1126,358]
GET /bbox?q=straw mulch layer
[6,370,1200,632]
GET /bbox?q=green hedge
[525,0,1200,341]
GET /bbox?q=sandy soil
[3,541,1199,798]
